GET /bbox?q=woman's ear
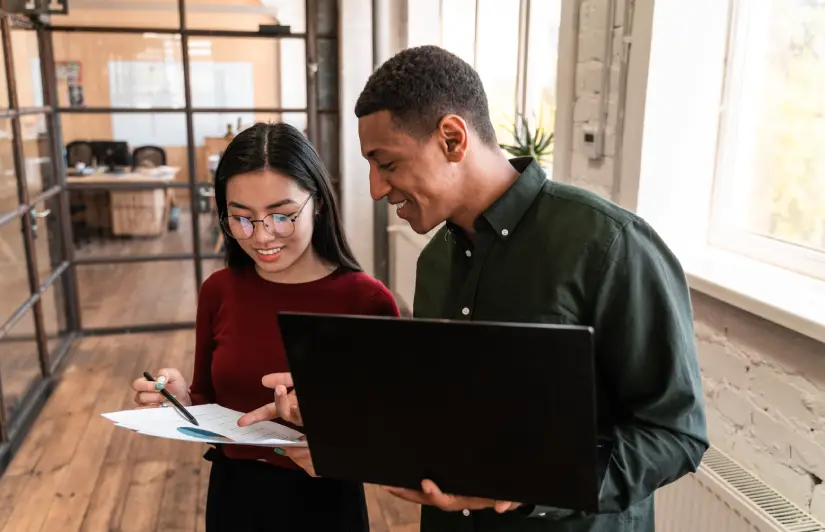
[315,197,324,216]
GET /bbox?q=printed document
[101,403,307,447]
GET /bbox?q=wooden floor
[0,332,420,532]
[0,208,221,424]
[0,208,421,531]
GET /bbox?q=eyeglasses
[221,195,313,240]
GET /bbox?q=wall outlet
[582,126,604,160]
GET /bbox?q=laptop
[277,312,602,512]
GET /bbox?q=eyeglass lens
[226,214,293,239]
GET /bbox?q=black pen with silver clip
[144,371,199,426]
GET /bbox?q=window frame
[438,0,551,137]
[619,0,825,344]
[707,0,825,282]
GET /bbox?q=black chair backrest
[66,141,94,166]
[132,145,167,169]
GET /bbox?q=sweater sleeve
[353,274,401,318]
[368,283,401,318]
[189,273,220,405]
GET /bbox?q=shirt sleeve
[189,274,219,406]
[527,217,709,519]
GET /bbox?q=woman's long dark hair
[214,122,361,272]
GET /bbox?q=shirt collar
[447,157,547,241]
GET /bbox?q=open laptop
[277,312,602,512]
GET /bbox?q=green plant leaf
[500,112,555,160]
[499,143,528,156]
[537,132,555,154]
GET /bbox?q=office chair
[65,141,96,247]
[132,145,167,169]
[66,141,94,167]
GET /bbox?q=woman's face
[224,169,316,277]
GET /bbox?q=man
[243,45,708,531]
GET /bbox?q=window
[439,0,562,153]
[629,0,825,342]
[709,0,825,281]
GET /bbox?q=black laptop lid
[278,312,600,512]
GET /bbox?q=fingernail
[154,382,165,391]
[274,448,285,455]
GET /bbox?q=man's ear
[437,115,469,162]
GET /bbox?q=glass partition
[53,33,186,110]
[49,0,180,30]
[0,0,341,471]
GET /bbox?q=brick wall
[569,0,825,519]
[570,0,625,198]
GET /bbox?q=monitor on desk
[90,141,131,170]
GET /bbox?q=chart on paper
[101,403,308,447]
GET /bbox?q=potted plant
[499,112,554,176]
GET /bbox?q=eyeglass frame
[220,194,314,240]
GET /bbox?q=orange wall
[51,4,283,185]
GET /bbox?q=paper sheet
[101,404,307,447]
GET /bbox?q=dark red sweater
[189,264,400,468]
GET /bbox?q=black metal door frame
[0,12,76,472]
[0,0,340,473]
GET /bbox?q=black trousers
[204,447,370,532]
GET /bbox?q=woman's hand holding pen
[132,368,191,408]
[237,373,315,476]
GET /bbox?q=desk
[67,167,180,237]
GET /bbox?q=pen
[144,371,199,426]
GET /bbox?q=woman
[131,122,399,531]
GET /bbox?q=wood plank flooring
[0,332,421,532]
[0,206,421,532]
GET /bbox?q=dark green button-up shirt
[413,158,708,532]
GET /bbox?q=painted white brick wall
[693,293,825,516]
[568,0,623,200]
[571,0,825,520]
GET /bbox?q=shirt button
[461,307,470,316]
[501,229,509,236]
[462,509,470,516]
[465,249,472,257]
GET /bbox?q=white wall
[386,0,443,309]
[339,0,376,275]
[340,0,442,297]
[274,1,308,132]
[404,0,441,47]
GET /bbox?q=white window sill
[677,245,825,345]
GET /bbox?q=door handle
[29,209,50,240]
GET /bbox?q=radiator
[655,445,825,532]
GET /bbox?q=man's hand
[237,372,302,427]
[384,479,521,514]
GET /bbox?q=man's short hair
[354,45,498,147]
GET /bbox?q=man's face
[358,111,461,234]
